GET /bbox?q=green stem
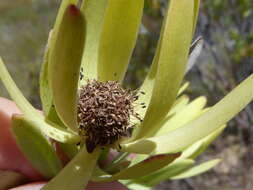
[42,146,101,190]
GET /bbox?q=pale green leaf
[40,0,78,122]
[0,57,37,116]
[98,0,144,82]
[171,159,221,179]
[135,0,195,139]
[155,96,206,136]
[25,116,80,144]
[193,0,200,36]
[167,95,190,116]
[179,140,204,160]
[40,30,53,116]
[80,0,108,83]
[42,147,100,190]
[48,5,85,132]
[94,153,181,182]
[177,82,189,95]
[11,115,62,179]
[116,138,156,154]
[190,125,226,159]
[124,183,151,190]
[122,74,253,154]
[0,57,80,143]
[175,124,226,160]
[134,159,195,186]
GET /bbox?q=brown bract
[77,80,140,153]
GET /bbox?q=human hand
[0,97,128,190]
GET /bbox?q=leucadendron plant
[1,0,253,189]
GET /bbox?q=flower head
[0,0,253,190]
[78,80,140,153]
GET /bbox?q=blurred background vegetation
[0,0,252,189]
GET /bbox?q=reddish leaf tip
[68,4,80,16]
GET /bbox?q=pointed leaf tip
[95,152,181,181]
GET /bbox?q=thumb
[0,97,43,180]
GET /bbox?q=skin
[0,97,128,190]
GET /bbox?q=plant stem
[42,146,101,190]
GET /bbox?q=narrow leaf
[125,183,151,190]
[179,140,204,160]
[95,153,181,181]
[122,74,253,154]
[167,95,190,116]
[134,159,195,186]
[171,159,221,179]
[192,0,200,36]
[40,30,53,116]
[0,57,37,117]
[80,0,108,82]
[98,0,144,82]
[155,96,206,136]
[0,57,80,143]
[42,147,100,190]
[11,115,62,179]
[48,5,85,132]
[40,0,78,122]
[54,0,79,32]
[135,0,195,139]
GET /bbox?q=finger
[0,97,43,180]
[9,182,46,190]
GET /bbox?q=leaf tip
[68,4,81,16]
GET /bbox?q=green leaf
[190,125,226,159]
[40,0,78,123]
[124,183,151,190]
[167,95,190,116]
[193,0,200,36]
[0,57,80,143]
[177,82,189,95]
[171,159,221,179]
[122,74,253,154]
[179,140,204,160]
[42,147,100,190]
[59,143,78,159]
[135,0,195,139]
[40,30,53,116]
[48,5,86,132]
[155,96,206,136]
[97,0,144,82]
[55,0,79,32]
[94,153,181,182]
[80,0,108,83]
[0,57,38,117]
[117,138,156,154]
[134,159,195,186]
[175,124,225,160]
[11,115,62,179]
